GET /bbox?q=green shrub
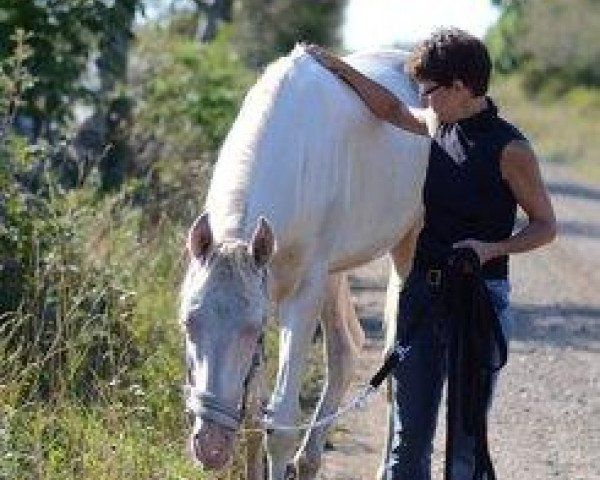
[488,0,600,94]
[130,24,256,226]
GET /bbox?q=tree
[0,0,141,137]
[232,0,344,67]
[192,0,234,42]
[486,0,526,74]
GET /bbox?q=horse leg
[375,265,403,480]
[294,273,364,479]
[266,272,325,480]
[243,364,267,480]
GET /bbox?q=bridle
[184,332,267,432]
[185,335,411,434]
[184,265,270,433]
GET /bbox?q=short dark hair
[405,28,491,97]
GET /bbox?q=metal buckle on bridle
[426,268,442,287]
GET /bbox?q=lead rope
[255,344,411,432]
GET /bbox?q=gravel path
[319,162,600,480]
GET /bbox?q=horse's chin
[190,422,235,470]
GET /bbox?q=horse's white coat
[182,45,430,479]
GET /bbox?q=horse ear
[188,212,213,263]
[250,217,274,267]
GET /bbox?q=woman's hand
[453,239,500,265]
[304,44,428,136]
[305,44,344,74]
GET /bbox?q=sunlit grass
[0,187,327,479]
[1,402,200,480]
[0,190,205,479]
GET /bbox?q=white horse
[180,45,430,480]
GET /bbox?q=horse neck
[205,51,315,242]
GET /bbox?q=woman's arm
[306,45,428,136]
[454,141,557,263]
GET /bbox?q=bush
[487,0,600,94]
[0,136,139,404]
[0,114,196,480]
[129,24,256,226]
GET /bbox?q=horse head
[180,212,274,469]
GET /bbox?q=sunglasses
[419,83,446,97]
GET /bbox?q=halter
[185,339,411,434]
[185,333,266,432]
[184,264,270,432]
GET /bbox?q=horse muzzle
[191,420,235,470]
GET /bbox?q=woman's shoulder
[492,105,528,144]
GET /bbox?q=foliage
[0,137,137,401]
[487,0,600,94]
[520,0,600,93]
[0,126,202,480]
[232,0,344,67]
[0,29,36,133]
[0,0,141,131]
[1,400,199,479]
[486,0,526,74]
[0,2,346,477]
[0,36,198,478]
[491,74,600,182]
[128,24,256,225]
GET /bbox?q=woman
[307,28,556,480]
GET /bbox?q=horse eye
[185,311,200,328]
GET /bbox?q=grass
[1,402,200,480]
[0,191,206,479]
[491,75,600,183]
[0,187,328,479]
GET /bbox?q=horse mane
[204,45,417,242]
[204,45,323,239]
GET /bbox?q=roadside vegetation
[1,2,338,477]
[487,0,600,181]
[491,75,600,181]
[1,0,598,479]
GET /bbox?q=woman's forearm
[331,59,405,120]
[308,46,425,134]
[492,219,557,258]
[453,218,556,265]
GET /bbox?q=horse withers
[180,45,430,479]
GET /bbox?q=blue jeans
[384,273,512,480]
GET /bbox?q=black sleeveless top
[414,98,526,279]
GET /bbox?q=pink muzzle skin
[191,420,235,470]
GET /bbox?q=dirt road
[319,162,600,480]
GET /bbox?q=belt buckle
[426,268,442,287]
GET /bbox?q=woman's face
[418,80,473,122]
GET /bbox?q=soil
[318,162,600,480]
